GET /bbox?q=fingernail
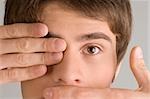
[43,89,53,98]
[40,24,48,36]
[135,47,143,59]
[55,39,66,51]
[35,23,48,36]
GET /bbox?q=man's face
[22,4,118,99]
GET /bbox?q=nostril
[58,78,63,81]
[75,79,80,82]
[58,78,80,83]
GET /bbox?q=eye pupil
[82,45,101,56]
[88,46,97,54]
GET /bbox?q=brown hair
[4,0,132,64]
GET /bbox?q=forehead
[41,4,116,44]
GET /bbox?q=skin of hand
[0,23,67,84]
[43,46,150,99]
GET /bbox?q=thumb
[130,46,150,91]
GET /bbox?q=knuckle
[42,53,58,65]
[43,38,56,51]
[24,68,31,79]
[0,41,3,54]
[5,69,17,81]
[41,53,47,65]
[43,39,51,51]
[0,55,7,70]
[16,54,29,66]
[53,87,62,98]
[6,24,18,38]
[17,38,30,52]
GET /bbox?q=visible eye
[83,45,102,55]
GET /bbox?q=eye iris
[88,46,98,54]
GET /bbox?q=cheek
[85,53,117,88]
[86,63,116,88]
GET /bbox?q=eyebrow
[77,32,112,43]
[45,32,112,44]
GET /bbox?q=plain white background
[0,0,150,98]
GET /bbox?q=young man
[0,0,150,99]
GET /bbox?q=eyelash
[82,44,103,56]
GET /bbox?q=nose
[51,51,84,86]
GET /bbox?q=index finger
[0,23,48,39]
